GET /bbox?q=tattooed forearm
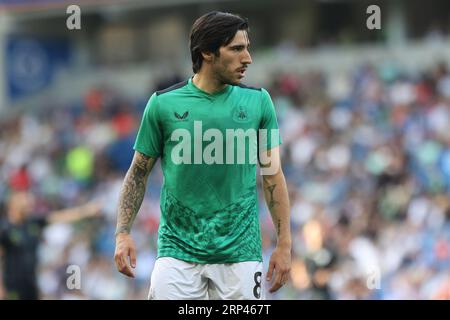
[264,176,280,210]
[116,153,154,236]
[262,169,291,247]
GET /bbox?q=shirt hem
[156,253,263,264]
[133,146,161,158]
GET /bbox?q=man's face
[211,30,252,85]
[8,191,34,222]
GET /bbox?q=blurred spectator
[0,191,101,299]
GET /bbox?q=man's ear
[201,51,214,63]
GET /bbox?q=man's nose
[242,49,252,65]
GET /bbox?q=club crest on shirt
[232,105,251,123]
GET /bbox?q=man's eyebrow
[229,43,251,48]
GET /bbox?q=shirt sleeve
[133,93,163,158]
[259,88,282,151]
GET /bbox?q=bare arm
[263,171,291,244]
[259,146,292,293]
[114,151,157,277]
[47,201,101,224]
[115,151,157,235]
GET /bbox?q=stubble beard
[213,61,241,86]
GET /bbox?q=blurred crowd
[268,61,450,299]
[1,62,450,299]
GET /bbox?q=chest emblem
[232,106,251,123]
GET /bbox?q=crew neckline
[188,77,232,97]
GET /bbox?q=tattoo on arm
[265,179,280,210]
[116,153,154,235]
[277,219,281,236]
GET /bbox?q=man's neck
[192,71,227,94]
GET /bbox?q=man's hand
[114,233,137,278]
[266,244,291,293]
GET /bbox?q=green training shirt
[134,77,281,263]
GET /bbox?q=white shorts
[148,257,265,300]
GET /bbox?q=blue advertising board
[6,36,71,100]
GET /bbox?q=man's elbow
[261,166,284,183]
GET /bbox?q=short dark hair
[189,11,249,73]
